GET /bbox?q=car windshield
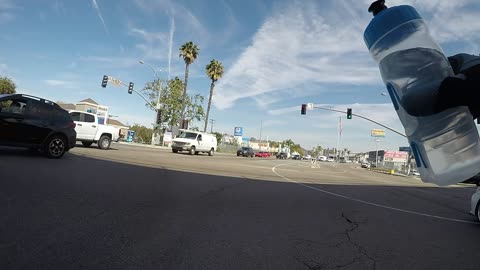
[178,132,198,139]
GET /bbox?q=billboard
[371,129,385,137]
[383,151,408,162]
[234,127,243,136]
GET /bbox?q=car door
[0,97,31,145]
[71,112,96,140]
[196,134,204,151]
[23,100,56,145]
[81,113,97,140]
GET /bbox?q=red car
[255,151,271,158]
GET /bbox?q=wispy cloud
[214,0,378,110]
[91,0,108,34]
[0,0,16,23]
[128,25,168,61]
[214,0,480,110]
[44,79,77,88]
[167,15,175,79]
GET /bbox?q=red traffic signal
[301,104,307,115]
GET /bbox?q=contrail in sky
[168,16,175,80]
[92,0,108,34]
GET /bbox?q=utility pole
[209,119,215,133]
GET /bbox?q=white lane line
[272,163,478,225]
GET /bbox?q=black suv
[276,152,288,159]
[0,94,76,158]
[237,147,255,157]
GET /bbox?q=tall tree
[142,77,204,129]
[130,124,153,144]
[0,76,16,94]
[179,41,199,127]
[204,59,224,132]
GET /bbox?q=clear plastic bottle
[364,2,480,185]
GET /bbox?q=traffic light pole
[312,106,406,138]
[118,81,158,113]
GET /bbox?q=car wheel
[98,136,111,150]
[208,148,214,156]
[237,153,240,156]
[172,149,178,153]
[44,135,66,159]
[189,147,195,155]
[82,141,93,147]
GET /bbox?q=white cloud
[128,25,169,62]
[91,0,108,34]
[167,15,175,79]
[44,79,76,88]
[0,0,15,23]
[214,0,378,110]
[214,0,480,110]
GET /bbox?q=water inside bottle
[379,48,453,116]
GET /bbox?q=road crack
[340,212,377,270]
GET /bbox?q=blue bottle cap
[364,5,422,50]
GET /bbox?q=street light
[139,60,165,145]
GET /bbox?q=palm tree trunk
[204,81,215,132]
[180,63,190,128]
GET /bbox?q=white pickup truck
[68,110,120,150]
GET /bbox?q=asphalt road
[1,143,479,270]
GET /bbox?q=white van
[171,130,217,156]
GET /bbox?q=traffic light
[347,108,352,119]
[301,104,307,115]
[128,82,134,94]
[101,75,108,88]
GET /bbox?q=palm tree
[179,41,199,127]
[204,59,224,132]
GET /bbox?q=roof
[107,119,128,127]
[57,103,76,110]
[78,98,98,105]
[1,94,58,107]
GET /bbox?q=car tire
[208,148,214,156]
[172,149,178,153]
[44,135,67,159]
[82,141,93,147]
[189,147,195,155]
[98,136,111,150]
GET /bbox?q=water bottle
[364,0,480,186]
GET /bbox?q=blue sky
[1,0,480,152]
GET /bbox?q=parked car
[361,162,370,168]
[171,130,217,156]
[303,154,312,160]
[237,147,255,157]
[317,156,327,162]
[0,94,76,158]
[255,151,271,158]
[470,187,480,222]
[292,154,301,160]
[276,152,288,159]
[69,110,120,150]
[327,158,335,162]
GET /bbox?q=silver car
[470,187,480,221]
